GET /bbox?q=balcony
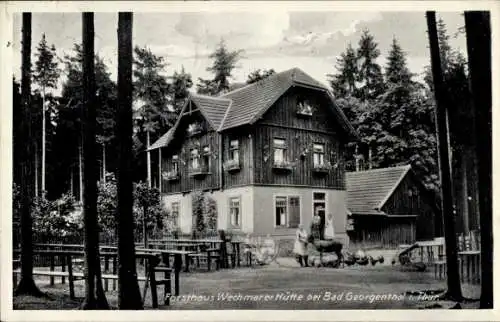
[296,102,313,118]
[312,163,331,175]
[188,165,209,178]
[272,160,293,172]
[162,170,180,181]
[186,123,203,137]
[224,159,241,173]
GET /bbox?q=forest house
[148,68,358,243]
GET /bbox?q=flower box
[162,171,180,181]
[189,166,209,177]
[312,164,331,175]
[224,159,241,172]
[272,160,293,172]
[187,123,203,136]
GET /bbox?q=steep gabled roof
[190,93,232,130]
[346,165,412,216]
[219,68,325,130]
[149,67,358,151]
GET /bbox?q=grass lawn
[13,258,480,310]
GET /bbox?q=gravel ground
[13,258,480,310]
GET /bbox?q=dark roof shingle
[346,165,411,215]
[149,67,357,150]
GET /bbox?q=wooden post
[464,11,492,308]
[426,11,462,300]
[158,148,162,193]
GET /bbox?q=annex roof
[346,165,412,216]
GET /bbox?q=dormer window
[297,98,313,116]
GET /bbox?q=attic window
[297,98,313,116]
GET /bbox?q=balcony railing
[312,163,331,175]
[162,170,180,181]
[188,165,209,177]
[224,159,241,172]
[272,160,293,172]
[187,123,203,136]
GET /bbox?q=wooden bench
[188,248,220,271]
[13,250,173,307]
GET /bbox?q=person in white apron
[324,213,335,241]
[293,225,309,267]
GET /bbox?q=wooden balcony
[223,159,241,173]
[162,171,180,181]
[188,166,209,178]
[312,164,331,175]
[272,160,293,172]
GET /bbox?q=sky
[12,11,467,94]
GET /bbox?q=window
[229,197,241,228]
[190,148,200,169]
[229,140,239,162]
[313,192,326,200]
[172,155,179,173]
[202,145,211,170]
[273,138,287,164]
[313,143,325,166]
[274,196,301,228]
[171,202,180,228]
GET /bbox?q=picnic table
[13,248,174,307]
[458,250,481,284]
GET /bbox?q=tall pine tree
[59,44,117,199]
[357,29,385,100]
[197,39,242,95]
[246,68,276,84]
[169,66,193,114]
[327,43,358,98]
[133,46,172,187]
[33,34,60,196]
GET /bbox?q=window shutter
[288,197,300,228]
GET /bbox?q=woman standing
[324,213,335,241]
[293,225,309,267]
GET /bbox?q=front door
[313,192,326,240]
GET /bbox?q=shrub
[32,192,80,238]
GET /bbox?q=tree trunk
[79,143,83,202]
[158,148,162,193]
[464,11,493,309]
[146,131,151,188]
[70,165,74,197]
[102,143,106,184]
[80,12,109,310]
[34,142,38,197]
[143,206,148,249]
[426,11,463,301]
[41,89,46,194]
[368,146,372,170]
[117,12,143,310]
[15,12,43,297]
